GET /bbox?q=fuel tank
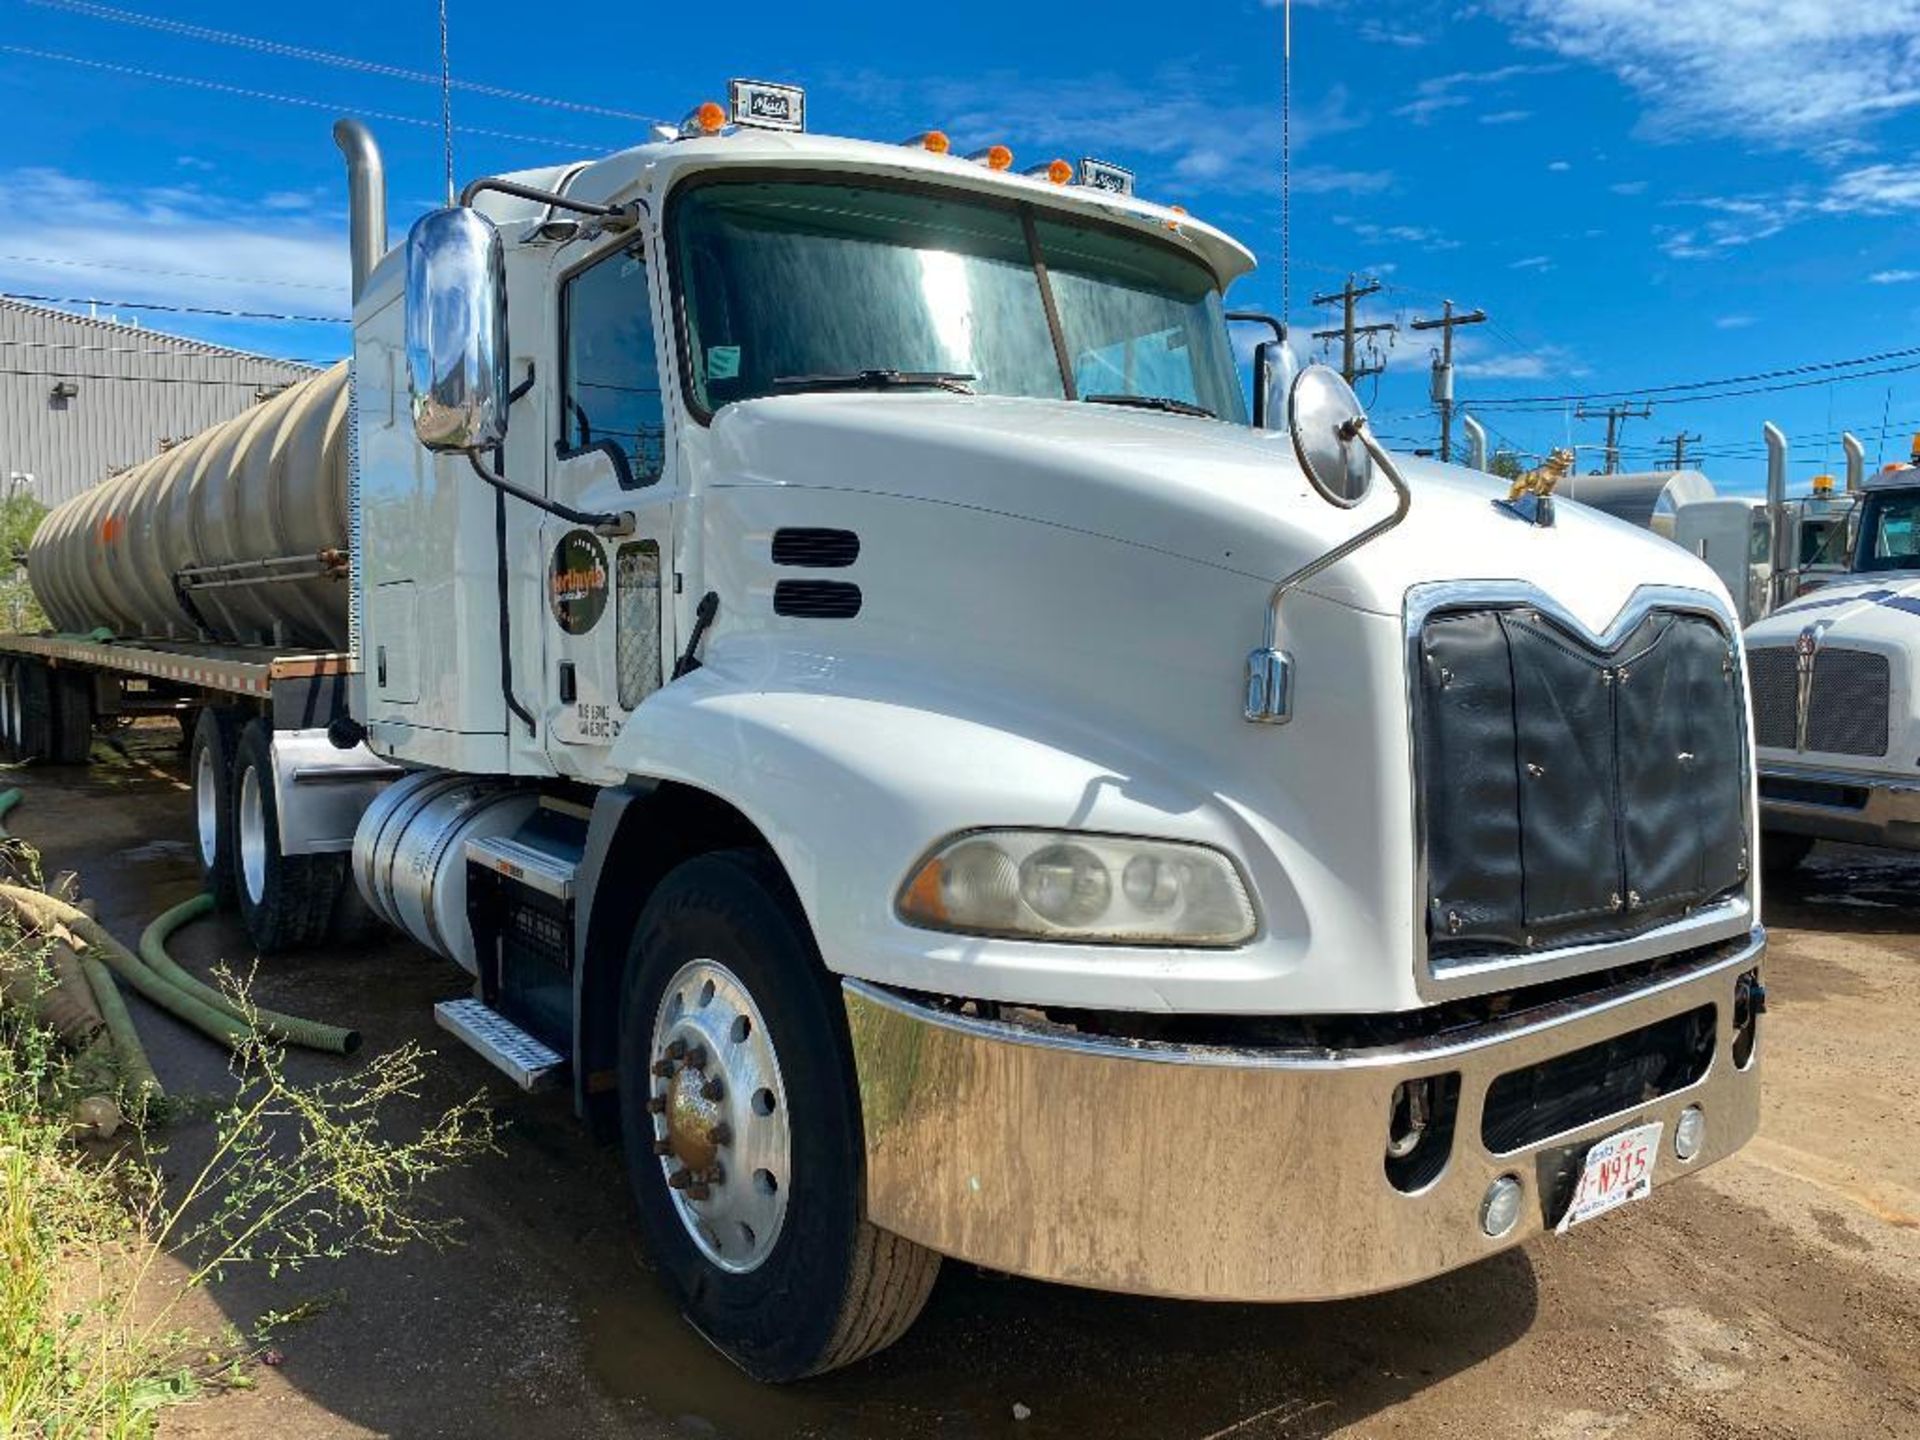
[28,360,350,648]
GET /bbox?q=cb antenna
[438,0,455,205]
[1281,0,1292,323]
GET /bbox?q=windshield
[1856,489,1920,571]
[671,178,1247,423]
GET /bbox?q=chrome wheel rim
[195,748,219,870]
[647,958,792,1274]
[237,765,268,905]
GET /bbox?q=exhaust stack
[1843,431,1865,494]
[1461,414,1488,473]
[332,118,388,305]
[1764,421,1789,612]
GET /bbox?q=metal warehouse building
[0,297,320,508]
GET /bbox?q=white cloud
[1486,0,1920,146]
[0,168,348,320]
[1357,20,1429,47]
[1332,214,1460,251]
[1716,315,1756,329]
[1871,269,1920,284]
[1665,160,1920,258]
[1480,109,1533,125]
[1290,166,1393,195]
[1610,180,1649,196]
[1392,62,1561,126]
[1547,160,1572,172]
[1450,332,1584,382]
[1510,255,1553,270]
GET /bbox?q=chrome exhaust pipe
[332,118,388,305]
[1843,431,1865,494]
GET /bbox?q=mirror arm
[459,176,639,228]
[465,452,628,533]
[1225,311,1287,344]
[1259,417,1412,651]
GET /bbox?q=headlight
[897,830,1257,946]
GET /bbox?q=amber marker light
[693,100,727,134]
[907,130,951,154]
[970,144,1015,171]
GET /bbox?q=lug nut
[701,1076,725,1102]
[668,1168,692,1191]
[652,1138,674,1157]
[666,1039,687,1061]
[646,1095,667,1115]
[650,1059,674,1078]
[687,1182,711,1201]
[711,1121,733,1147]
[706,1162,725,1186]
[685,1045,708,1070]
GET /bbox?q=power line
[1310,275,1395,384]
[1471,344,1920,409]
[0,252,339,292]
[0,46,598,150]
[0,365,309,387]
[4,291,347,324]
[1409,300,1485,463]
[25,0,669,124]
[0,335,329,366]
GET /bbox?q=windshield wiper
[771,369,976,395]
[1083,393,1216,419]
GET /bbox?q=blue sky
[5,0,1920,493]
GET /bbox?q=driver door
[541,229,676,783]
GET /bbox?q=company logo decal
[549,529,610,636]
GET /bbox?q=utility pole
[1408,300,1486,463]
[1576,402,1653,474]
[1659,431,1702,470]
[1311,274,1395,385]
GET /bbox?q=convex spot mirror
[1288,364,1374,508]
[406,207,510,454]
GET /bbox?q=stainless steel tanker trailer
[7,335,396,951]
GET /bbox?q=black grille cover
[772,527,861,568]
[1417,606,1748,962]
[774,579,862,619]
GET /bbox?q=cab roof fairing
[467,130,1259,290]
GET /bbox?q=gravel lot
[16,723,1919,1439]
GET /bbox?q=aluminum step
[434,997,564,1091]
[465,832,577,900]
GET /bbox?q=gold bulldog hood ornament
[1495,447,1571,527]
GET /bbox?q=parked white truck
[1750,450,1920,871]
[12,86,1764,1379]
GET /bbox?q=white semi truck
[10,86,1764,1380]
[1749,451,1920,870]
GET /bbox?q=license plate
[1555,1121,1662,1234]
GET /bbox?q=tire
[231,719,345,953]
[618,849,939,1381]
[0,659,17,759]
[190,707,245,910]
[14,662,55,762]
[1761,831,1814,882]
[50,670,93,765]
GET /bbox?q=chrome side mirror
[406,207,510,453]
[1288,364,1373,507]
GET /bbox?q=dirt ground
[13,722,1920,1440]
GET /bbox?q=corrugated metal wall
[0,298,319,508]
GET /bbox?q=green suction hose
[0,786,161,1100]
[140,894,359,1055]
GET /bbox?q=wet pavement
[12,723,1920,1439]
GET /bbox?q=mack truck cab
[283,84,1766,1379]
[1750,452,1920,870]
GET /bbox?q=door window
[562,239,665,487]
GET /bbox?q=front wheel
[231,720,344,953]
[618,849,939,1381]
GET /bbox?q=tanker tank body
[28,360,352,649]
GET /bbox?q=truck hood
[1748,571,1920,647]
[705,393,1735,635]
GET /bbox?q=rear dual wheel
[0,660,92,764]
[618,849,940,1381]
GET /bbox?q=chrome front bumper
[844,931,1763,1303]
[1760,764,1920,850]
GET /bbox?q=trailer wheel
[231,719,343,953]
[13,662,56,762]
[618,848,940,1381]
[0,659,17,759]
[191,708,245,909]
[50,670,94,765]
